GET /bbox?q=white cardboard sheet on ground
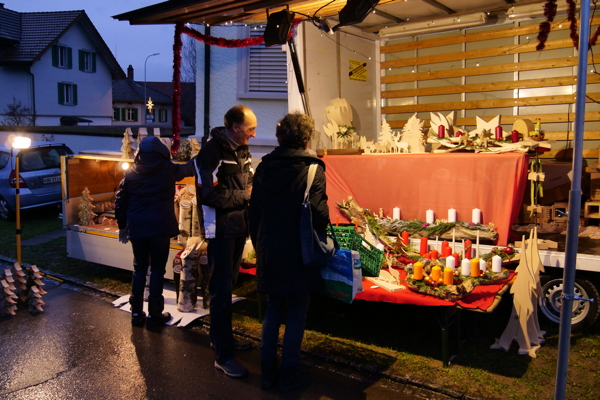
[112,282,244,328]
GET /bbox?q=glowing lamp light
[12,136,31,149]
[121,162,130,170]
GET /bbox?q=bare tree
[1,97,35,126]
[181,35,197,82]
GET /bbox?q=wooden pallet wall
[380,16,600,162]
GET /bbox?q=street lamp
[11,135,31,264]
[144,53,160,125]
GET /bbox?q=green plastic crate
[331,226,384,277]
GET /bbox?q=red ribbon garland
[566,0,579,50]
[536,0,557,50]
[181,19,302,48]
[171,23,183,154]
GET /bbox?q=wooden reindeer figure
[177,238,202,312]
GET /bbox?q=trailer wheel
[539,275,600,331]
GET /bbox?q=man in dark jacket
[194,105,256,378]
[249,111,329,392]
[115,136,195,327]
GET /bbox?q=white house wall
[194,25,287,144]
[31,22,114,126]
[0,66,34,119]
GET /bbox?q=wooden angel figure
[78,187,97,226]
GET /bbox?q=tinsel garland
[171,23,183,154]
[181,19,302,48]
[566,0,579,50]
[536,0,557,50]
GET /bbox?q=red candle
[401,231,410,245]
[456,131,463,137]
[420,237,428,255]
[430,250,439,260]
[441,240,449,252]
[336,215,339,226]
[452,252,460,265]
[442,246,452,257]
[511,130,519,143]
[495,126,503,140]
[423,252,432,260]
[438,125,445,138]
[464,239,473,259]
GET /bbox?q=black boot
[129,295,146,327]
[146,296,171,328]
[278,365,310,392]
[260,359,278,390]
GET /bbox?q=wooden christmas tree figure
[528,227,546,345]
[11,263,27,302]
[1,277,18,316]
[121,128,135,159]
[490,233,541,357]
[401,113,426,153]
[78,187,97,226]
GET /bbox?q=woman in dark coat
[249,111,329,391]
[115,136,195,327]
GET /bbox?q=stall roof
[113,0,532,35]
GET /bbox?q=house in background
[112,65,195,129]
[0,4,124,127]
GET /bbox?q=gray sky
[4,0,175,81]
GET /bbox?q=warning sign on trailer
[349,59,367,82]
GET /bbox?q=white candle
[426,209,434,224]
[393,207,401,220]
[461,258,471,276]
[480,259,487,274]
[472,208,481,224]
[448,208,457,222]
[446,255,456,270]
[492,255,503,273]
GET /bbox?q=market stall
[323,152,529,246]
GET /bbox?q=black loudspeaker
[264,9,295,47]
[333,0,380,31]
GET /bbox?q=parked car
[0,142,73,221]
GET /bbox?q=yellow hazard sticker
[349,59,367,82]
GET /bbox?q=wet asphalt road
[0,277,452,400]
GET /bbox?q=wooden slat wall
[381,16,600,162]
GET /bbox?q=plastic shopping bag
[321,248,361,304]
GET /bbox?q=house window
[52,45,73,69]
[113,108,120,121]
[159,109,168,123]
[57,82,78,105]
[79,50,97,72]
[237,27,288,100]
[124,108,138,122]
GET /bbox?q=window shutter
[91,53,96,73]
[72,84,78,105]
[113,108,120,121]
[57,82,64,104]
[67,47,73,69]
[121,108,126,121]
[52,45,59,67]
[248,30,287,93]
[133,108,138,122]
[78,50,84,71]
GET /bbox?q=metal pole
[14,150,22,264]
[554,1,591,398]
[287,37,311,117]
[144,53,159,125]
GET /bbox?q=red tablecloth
[356,269,515,311]
[240,266,514,312]
[322,153,529,246]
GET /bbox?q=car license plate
[43,176,60,184]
